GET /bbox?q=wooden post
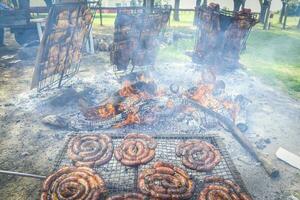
[297,17,300,29]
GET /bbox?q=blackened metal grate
[48,133,251,199]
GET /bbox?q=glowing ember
[114,112,141,128]
[119,81,135,97]
[98,103,117,119]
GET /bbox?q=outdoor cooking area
[0,0,300,200]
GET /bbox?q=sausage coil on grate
[176,139,221,171]
[198,176,252,200]
[138,161,194,199]
[114,133,157,166]
[67,134,113,167]
[106,193,146,200]
[40,166,106,200]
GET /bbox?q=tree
[259,0,271,23]
[279,0,288,23]
[196,0,202,7]
[173,0,180,21]
[297,17,300,29]
[233,0,246,11]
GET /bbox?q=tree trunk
[144,0,153,13]
[282,4,288,29]
[0,28,4,46]
[194,0,202,25]
[259,0,269,23]
[173,0,180,21]
[279,1,286,24]
[233,0,243,12]
[196,0,202,7]
[241,0,246,9]
[263,5,271,30]
[202,0,207,7]
[298,17,300,29]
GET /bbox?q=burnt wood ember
[193,3,257,70]
[138,161,195,199]
[40,166,106,200]
[175,140,221,171]
[198,176,252,200]
[111,7,171,71]
[81,80,157,122]
[67,134,113,167]
[114,133,157,166]
[107,193,146,200]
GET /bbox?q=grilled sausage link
[41,166,106,200]
[176,139,221,171]
[138,161,194,200]
[198,176,252,200]
[67,134,113,167]
[114,133,157,166]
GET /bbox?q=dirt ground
[0,30,299,200]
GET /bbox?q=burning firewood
[81,73,159,128]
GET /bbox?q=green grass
[241,15,300,98]
[95,12,300,99]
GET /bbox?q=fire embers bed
[81,73,159,128]
[114,133,157,166]
[107,193,146,200]
[198,176,252,200]
[40,166,106,200]
[138,161,195,199]
[176,140,221,171]
[67,134,113,167]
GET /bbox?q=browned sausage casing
[67,134,113,167]
[198,176,252,200]
[176,139,221,171]
[40,166,106,200]
[138,161,194,200]
[114,133,157,166]
[106,192,146,200]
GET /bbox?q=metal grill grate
[31,2,95,91]
[46,133,251,199]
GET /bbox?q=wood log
[183,97,279,178]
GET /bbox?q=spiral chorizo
[106,193,146,200]
[138,161,194,200]
[114,133,157,166]
[40,166,106,200]
[176,139,221,171]
[198,176,252,200]
[67,134,113,167]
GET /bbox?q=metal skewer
[0,170,46,180]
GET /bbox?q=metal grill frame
[31,2,95,92]
[45,133,252,199]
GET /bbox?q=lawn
[95,12,300,99]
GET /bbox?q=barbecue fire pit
[2,0,296,200]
